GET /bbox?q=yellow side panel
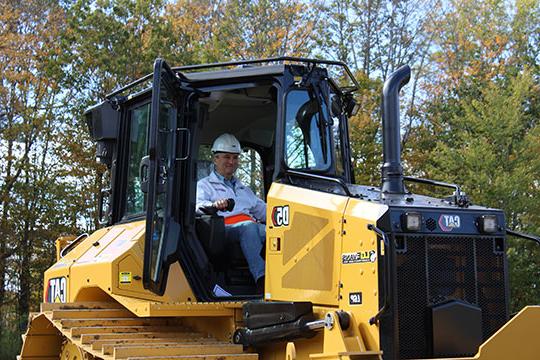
[68,224,139,302]
[266,183,349,306]
[339,198,389,352]
[43,220,195,308]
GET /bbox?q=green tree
[348,72,383,185]
[0,0,83,356]
[215,0,319,59]
[403,0,540,311]
[430,73,540,311]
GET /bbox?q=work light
[402,212,422,232]
[477,215,498,233]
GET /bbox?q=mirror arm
[506,228,540,246]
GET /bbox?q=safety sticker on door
[119,272,132,284]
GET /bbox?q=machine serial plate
[349,292,362,305]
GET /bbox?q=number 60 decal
[271,205,290,227]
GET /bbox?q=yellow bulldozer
[18,57,540,360]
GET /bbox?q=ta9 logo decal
[271,205,289,227]
[47,277,67,303]
[439,214,461,232]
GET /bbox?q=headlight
[477,215,498,233]
[401,212,422,232]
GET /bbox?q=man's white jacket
[196,171,266,222]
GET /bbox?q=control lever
[199,198,235,215]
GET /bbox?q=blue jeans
[225,221,265,282]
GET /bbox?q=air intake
[381,65,411,194]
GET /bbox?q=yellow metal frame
[44,221,195,308]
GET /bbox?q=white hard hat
[211,133,242,154]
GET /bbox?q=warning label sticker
[119,272,132,284]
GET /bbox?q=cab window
[197,145,264,197]
[236,148,264,198]
[285,89,331,170]
[125,103,150,216]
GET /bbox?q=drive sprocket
[60,338,89,360]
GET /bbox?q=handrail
[106,56,359,99]
[506,228,540,245]
[171,56,359,91]
[367,224,392,325]
[403,176,470,207]
[59,233,89,258]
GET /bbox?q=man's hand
[213,199,230,210]
[198,198,235,215]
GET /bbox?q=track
[18,302,258,360]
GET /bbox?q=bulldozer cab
[86,57,359,299]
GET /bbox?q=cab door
[143,58,190,295]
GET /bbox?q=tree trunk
[18,221,31,332]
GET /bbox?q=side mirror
[330,94,342,117]
[344,95,360,117]
[84,100,120,167]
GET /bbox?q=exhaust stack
[381,65,411,194]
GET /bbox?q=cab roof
[183,64,285,82]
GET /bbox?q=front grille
[394,234,508,359]
[426,218,437,231]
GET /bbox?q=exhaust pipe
[381,65,411,194]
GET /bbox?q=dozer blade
[19,302,259,360]
[470,305,540,360]
[423,305,540,360]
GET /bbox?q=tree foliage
[0,0,82,355]
[408,0,540,311]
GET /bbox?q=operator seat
[194,160,252,285]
